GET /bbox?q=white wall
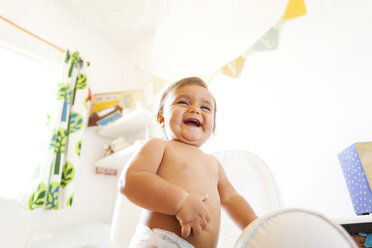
[1,0,372,247]
[204,0,372,218]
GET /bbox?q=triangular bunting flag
[252,27,280,51]
[221,56,245,78]
[283,0,307,20]
[153,77,171,94]
[137,4,305,90]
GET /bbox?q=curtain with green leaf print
[25,50,90,210]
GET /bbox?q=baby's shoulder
[144,137,166,145]
[204,152,217,161]
[203,153,220,167]
[140,138,166,151]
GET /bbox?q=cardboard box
[338,142,372,215]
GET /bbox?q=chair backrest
[110,150,283,248]
[213,150,283,248]
[110,192,142,248]
[234,208,358,248]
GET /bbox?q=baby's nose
[188,106,200,114]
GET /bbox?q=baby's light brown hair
[157,77,217,131]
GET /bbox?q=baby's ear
[157,112,165,128]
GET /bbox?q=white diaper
[128,224,195,248]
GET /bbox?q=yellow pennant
[221,56,245,78]
[153,77,171,94]
[283,0,307,20]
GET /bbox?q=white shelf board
[332,214,372,225]
[97,108,154,139]
[95,144,139,170]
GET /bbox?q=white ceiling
[56,0,163,49]
[2,0,372,83]
[51,0,288,78]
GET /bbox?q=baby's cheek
[205,116,215,132]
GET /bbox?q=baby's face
[161,84,215,147]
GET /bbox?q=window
[0,46,58,198]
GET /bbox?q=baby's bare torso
[141,140,221,248]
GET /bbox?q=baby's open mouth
[183,118,201,127]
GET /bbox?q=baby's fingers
[205,212,211,223]
[192,224,202,236]
[201,206,211,226]
[200,219,208,230]
[181,223,192,238]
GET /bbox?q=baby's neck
[168,139,202,149]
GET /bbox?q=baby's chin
[177,135,210,147]
[165,129,212,147]
[180,140,203,147]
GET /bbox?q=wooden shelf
[95,144,140,169]
[95,108,153,170]
[97,108,153,139]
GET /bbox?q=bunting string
[148,0,307,94]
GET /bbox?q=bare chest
[157,144,218,187]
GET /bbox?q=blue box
[338,143,372,215]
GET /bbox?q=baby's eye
[201,106,211,111]
[177,100,188,106]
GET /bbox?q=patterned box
[88,90,142,126]
[338,142,372,215]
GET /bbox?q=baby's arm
[120,138,185,214]
[217,161,257,229]
[119,138,209,236]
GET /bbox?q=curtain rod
[0,15,65,53]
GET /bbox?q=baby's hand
[175,193,210,238]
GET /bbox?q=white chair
[26,150,357,248]
[219,152,357,248]
[110,150,284,248]
[234,208,358,248]
[213,150,283,248]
